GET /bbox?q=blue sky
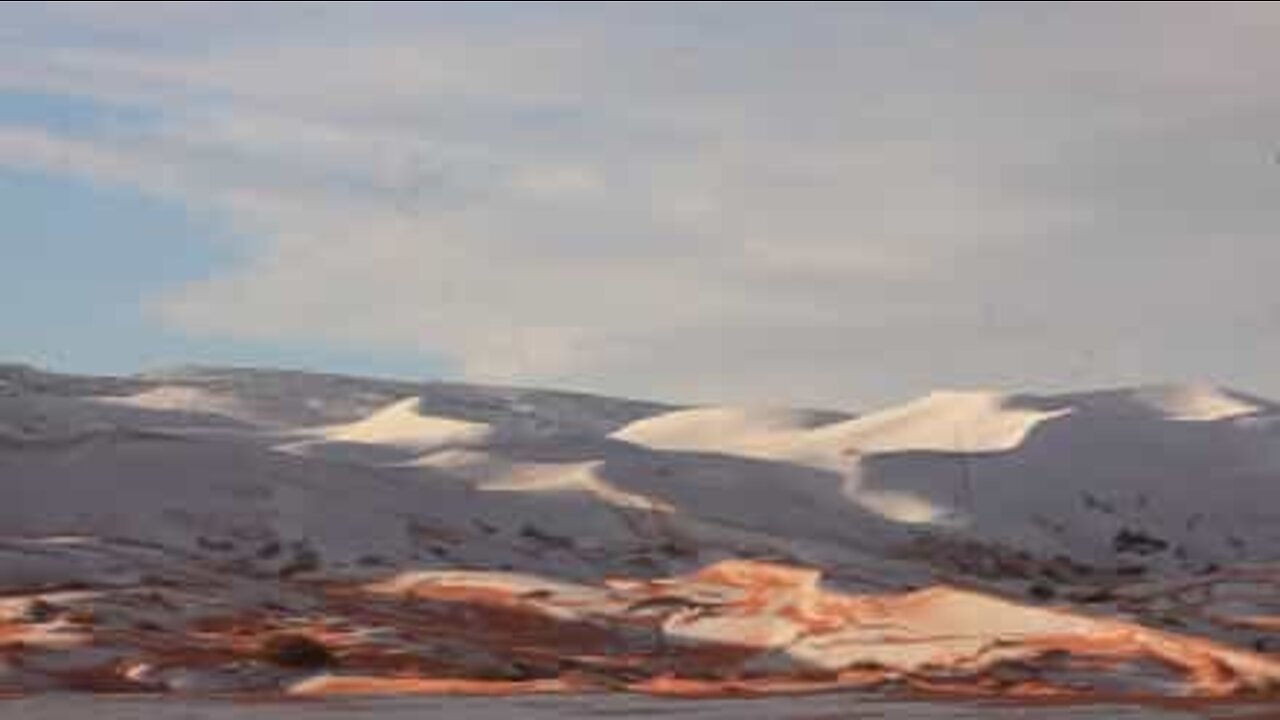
[0,79,442,380]
[0,163,436,380]
[0,164,220,371]
[1,2,1278,406]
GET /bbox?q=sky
[1,1,1278,408]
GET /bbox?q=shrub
[1027,582,1056,601]
[21,598,63,623]
[258,633,335,669]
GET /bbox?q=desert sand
[1,364,1278,706]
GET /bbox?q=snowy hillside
[1,365,1278,702]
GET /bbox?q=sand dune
[1,365,1278,704]
[797,389,1071,454]
[320,397,494,451]
[612,406,850,459]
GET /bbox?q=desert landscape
[5,1,1280,718]
[1,363,1278,715]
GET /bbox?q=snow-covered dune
[612,405,851,459]
[616,384,1280,567]
[1,365,1278,702]
[318,397,494,452]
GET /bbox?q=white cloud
[2,2,1279,406]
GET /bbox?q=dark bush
[1071,587,1116,604]
[258,633,335,669]
[277,542,321,577]
[1027,582,1056,601]
[21,598,63,623]
[1112,528,1169,556]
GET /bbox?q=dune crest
[322,397,493,450]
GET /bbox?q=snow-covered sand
[1,364,1278,704]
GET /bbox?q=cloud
[1,2,1279,406]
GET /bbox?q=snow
[1,365,1279,702]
